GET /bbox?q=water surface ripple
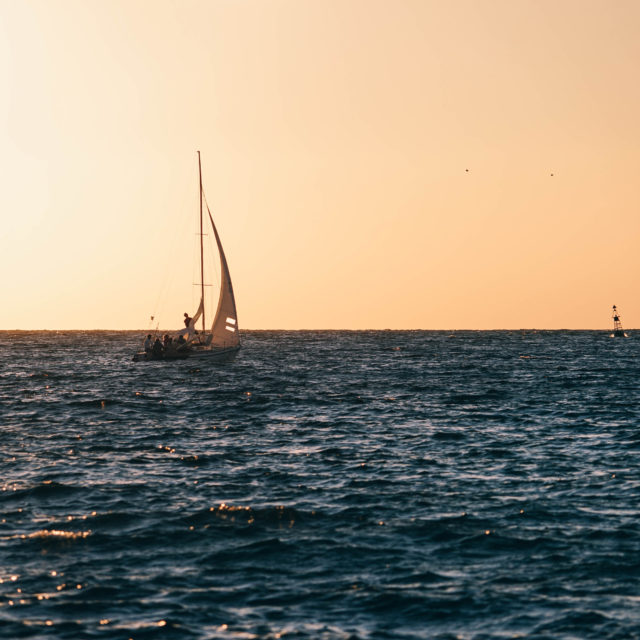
[1,330,639,639]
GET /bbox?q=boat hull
[132,350,190,362]
[188,345,241,361]
[133,345,240,362]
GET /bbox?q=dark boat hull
[133,345,240,362]
[132,350,190,362]
[188,345,241,361]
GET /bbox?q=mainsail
[208,206,240,348]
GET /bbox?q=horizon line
[0,327,633,332]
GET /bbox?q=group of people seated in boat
[143,333,189,358]
[142,312,194,358]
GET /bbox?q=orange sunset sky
[1,0,638,330]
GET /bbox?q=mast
[198,151,205,334]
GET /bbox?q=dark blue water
[1,330,639,639]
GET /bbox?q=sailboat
[611,305,627,338]
[133,152,241,362]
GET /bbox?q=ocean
[1,330,639,639]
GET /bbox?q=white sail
[208,207,240,348]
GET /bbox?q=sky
[1,0,639,330]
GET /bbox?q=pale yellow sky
[1,0,638,329]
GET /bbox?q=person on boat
[184,312,192,329]
[151,337,164,358]
[176,334,188,350]
[163,334,173,349]
[143,334,153,353]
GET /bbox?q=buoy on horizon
[611,305,628,338]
